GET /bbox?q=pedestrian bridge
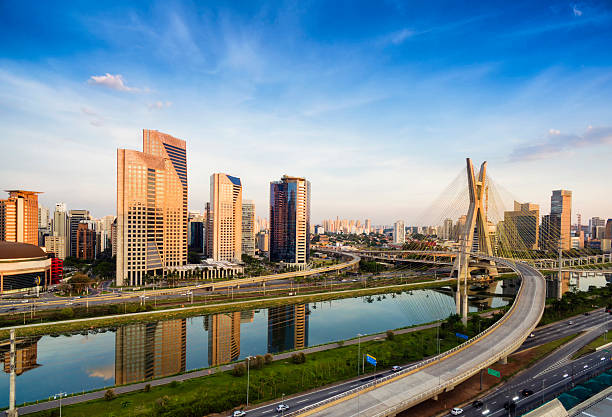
[292,256,546,417]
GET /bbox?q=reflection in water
[115,319,186,385]
[205,313,241,366]
[0,337,41,375]
[1,290,514,407]
[268,304,309,353]
[546,271,611,298]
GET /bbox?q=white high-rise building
[242,200,255,257]
[393,220,405,245]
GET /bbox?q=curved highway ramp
[292,258,546,417]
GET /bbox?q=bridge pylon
[452,158,499,324]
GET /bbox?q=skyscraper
[0,190,40,245]
[68,209,90,258]
[207,173,242,262]
[242,200,255,257]
[393,220,405,245]
[117,130,188,286]
[269,176,311,266]
[502,201,540,250]
[551,190,572,251]
[365,219,371,234]
[76,222,96,260]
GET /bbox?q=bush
[386,330,395,340]
[144,383,151,392]
[253,355,265,369]
[60,307,74,319]
[154,395,171,413]
[291,352,306,364]
[264,353,274,365]
[232,363,246,377]
[169,380,180,388]
[104,389,116,401]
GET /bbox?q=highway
[455,314,612,417]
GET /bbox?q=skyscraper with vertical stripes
[116,130,187,286]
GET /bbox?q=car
[602,357,606,361]
[584,312,590,316]
[276,404,289,412]
[471,400,483,409]
[584,364,588,368]
[521,389,534,397]
[563,373,569,378]
[232,411,247,417]
[529,333,535,338]
[392,366,402,372]
[450,407,463,415]
[568,321,574,325]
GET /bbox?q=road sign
[366,354,377,366]
[487,368,500,378]
[455,332,469,340]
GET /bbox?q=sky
[1,0,611,225]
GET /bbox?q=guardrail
[288,255,545,417]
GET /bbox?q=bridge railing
[288,255,545,417]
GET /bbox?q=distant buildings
[269,175,311,267]
[68,209,90,258]
[257,230,269,253]
[393,220,405,245]
[321,218,372,234]
[207,173,243,262]
[241,200,255,257]
[76,222,97,260]
[116,130,188,286]
[0,190,40,245]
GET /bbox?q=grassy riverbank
[0,279,458,339]
[26,312,503,417]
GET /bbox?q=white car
[232,411,246,417]
[276,404,289,413]
[451,407,463,415]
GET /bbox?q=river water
[0,287,514,407]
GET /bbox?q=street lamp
[54,392,67,417]
[357,334,363,375]
[246,356,254,408]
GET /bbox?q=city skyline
[2,1,612,222]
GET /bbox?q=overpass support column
[499,356,507,365]
[8,328,17,417]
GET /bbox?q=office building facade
[241,200,255,257]
[502,201,540,250]
[393,220,405,245]
[116,130,188,286]
[208,173,242,262]
[68,210,90,257]
[269,176,311,266]
[0,190,40,245]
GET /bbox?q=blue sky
[1,0,611,224]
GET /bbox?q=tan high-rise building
[242,200,255,257]
[502,201,540,250]
[552,190,572,251]
[208,173,242,262]
[44,235,66,260]
[0,190,40,245]
[117,130,188,286]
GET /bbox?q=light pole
[281,393,285,417]
[357,334,363,375]
[246,356,253,408]
[54,392,67,417]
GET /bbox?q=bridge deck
[300,260,545,417]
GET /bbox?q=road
[455,315,612,417]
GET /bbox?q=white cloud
[510,126,612,161]
[88,73,139,92]
[573,5,583,17]
[148,101,172,110]
[390,28,415,44]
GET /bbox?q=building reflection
[268,304,309,353]
[115,319,186,385]
[205,312,241,366]
[1,336,42,375]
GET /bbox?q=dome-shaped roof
[0,242,47,260]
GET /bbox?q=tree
[69,273,93,294]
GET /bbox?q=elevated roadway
[292,256,546,417]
